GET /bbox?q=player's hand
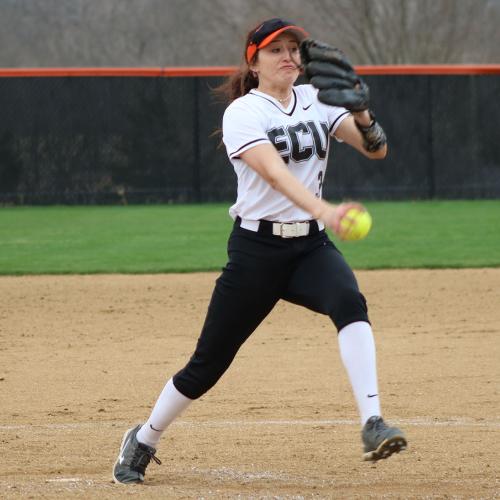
[321,202,367,239]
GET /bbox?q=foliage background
[1,0,499,67]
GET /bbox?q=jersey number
[316,170,324,198]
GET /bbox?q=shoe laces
[149,451,162,465]
[131,443,162,470]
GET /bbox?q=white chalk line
[1,417,499,431]
[9,465,497,492]
[3,417,497,493]
[45,478,88,483]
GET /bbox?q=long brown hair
[214,27,259,103]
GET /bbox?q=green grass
[0,201,499,274]
[343,200,500,268]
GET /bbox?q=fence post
[193,77,201,202]
[426,76,436,199]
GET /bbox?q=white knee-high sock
[136,378,192,448]
[338,321,381,426]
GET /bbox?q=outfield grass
[0,201,499,274]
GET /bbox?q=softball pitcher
[113,17,407,484]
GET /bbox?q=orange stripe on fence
[359,65,500,75]
[0,65,499,77]
[0,67,236,77]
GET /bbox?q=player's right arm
[240,144,362,235]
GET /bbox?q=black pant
[173,221,369,399]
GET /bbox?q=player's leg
[338,321,406,461]
[283,233,380,422]
[113,226,290,483]
[283,233,369,330]
[283,232,406,460]
[170,225,293,398]
[171,254,287,399]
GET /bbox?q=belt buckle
[280,222,296,238]
[280,222,309,238]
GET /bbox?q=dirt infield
[1,269,499,499]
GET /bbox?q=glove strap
[355,111,387,153]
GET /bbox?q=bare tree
[0,0,498,66]
[309,0,499,64]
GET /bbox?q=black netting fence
[0,73,499,204]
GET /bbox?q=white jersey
[222,83,350,223]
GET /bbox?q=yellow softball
[339,208,372,241]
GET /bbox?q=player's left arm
[300,39,387,160]
[334,112,388,160]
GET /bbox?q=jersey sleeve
[222,100,271,159]
[328,107,350,137]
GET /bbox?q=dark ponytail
[215,66,258,103]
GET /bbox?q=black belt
[236,217,321,238]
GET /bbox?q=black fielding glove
[300,39,369,112]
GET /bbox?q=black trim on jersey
[248,89,297,116]
[229,137,269,158]
[329,110,350,133]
